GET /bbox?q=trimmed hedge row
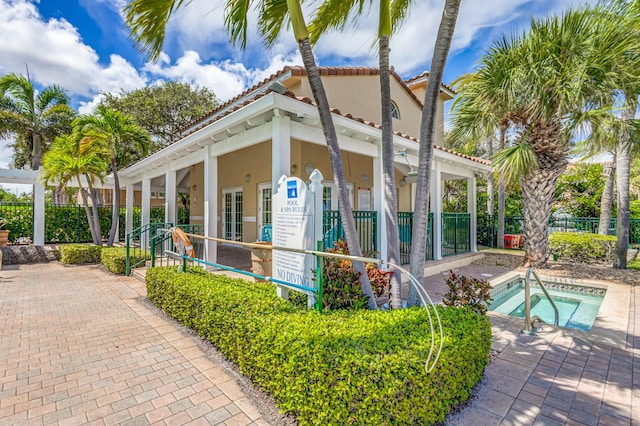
[146,267,492,425]
[549,232,616,262]
[59,244,147,274]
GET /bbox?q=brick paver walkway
[0,263,267,426]
[448,282,639,425]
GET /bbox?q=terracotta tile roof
[126,67,486,171]
[179,66,456,135]
[404,71,457,95]
[285,91,489,166]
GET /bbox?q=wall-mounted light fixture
[244,173,252,182]
[290,164,298,174]
[305,163,314,174]
[361,173,369,183]
[394,150,417,177]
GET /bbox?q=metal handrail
[523,267,559,333]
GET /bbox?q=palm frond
[492,142,538,185]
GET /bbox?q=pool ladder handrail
[524,267,559,333]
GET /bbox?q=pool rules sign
[272,170,323,304]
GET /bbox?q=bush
[101,247,148,274]
[59,244,102,264]
[443,270,493,315]
[146,267,491,425]
[320,240,392,310]
[549,232,616,262]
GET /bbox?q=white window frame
[222,186,243,242]
[257,182,272,234]
[322,181,354,210]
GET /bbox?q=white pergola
[0,169,45,246]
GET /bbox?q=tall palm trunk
[293,29,376,307]
[108,158,120,246]
[31,133,43,170]
[487,137,495,216]
[497,127,506,249]
[379,35,402,309]
[80,187,100,245]
[521,122,567,267]
[408,0,461,307]
[88,182,103,246]
[598,152,615,235]
[614,104,635,269]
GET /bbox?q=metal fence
[477,215,640,249]
[322,210,378,255]
[398,212,434,264]
[441,213,471,257]
[0,203,34,243]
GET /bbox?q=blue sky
[0,0,593,185]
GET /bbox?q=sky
[0,0,593,192]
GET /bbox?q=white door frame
[257,182,272,237]
[222,186,243,241]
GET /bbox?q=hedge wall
[549,232,616,262]
[58,244,147,274]
[146,267,492,425]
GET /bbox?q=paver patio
[0,263,268,426]
[0,259,638,425]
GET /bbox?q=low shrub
[146,267,492,425]
[443,270,493,315]
[59,244,102,264]
[629,259,640,271]
[101,247,148,274]
[549,232,616,262]
[320,240,392,310]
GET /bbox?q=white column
[125,183,134,235]
[272,114,291,299]
[430,164,443,260]
[33,181,45,246]
[272,114,291,187]
[165,169,177,225]
[372,145,387,261]
[468,175,477,252]
[141,177,151,227]
[204,146,218,265]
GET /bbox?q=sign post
[272,170,323,306]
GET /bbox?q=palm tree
[123,0,378,307]
[309,0,407,308]
[460,5,638,268]
[0,72,75,170]
[406,0,461,306]
[41,133,109,245]
[74,106,150,246]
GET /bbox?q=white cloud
[143,50,301,101]
[0,0,146,97]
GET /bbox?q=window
[322,182,354,210]
[391,101,400,119]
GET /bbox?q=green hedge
[59,244,103,264]
[549,232,616,262]
[101,247,148,274]
[59,244,148,274]
[146,267,491,425]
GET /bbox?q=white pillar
[141,177,151,227]
[33,181,45,246]
[372,145,387,260]
[204,146,218,265]
[165,169,177,225]
[468,175,477,252]
[125,183,134,235]
[431,164,443,260]
[272,114,291,299]
[272,114,291,187]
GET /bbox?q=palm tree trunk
[497,127,506,249]
[379,35,402,309]
[487,137,495,216]
[107,158,120,246]
[88,184,103,246]
[408,0,461,307]
[521,123,567,268]
[80,187,99,245]
[31,133,42,170]
[297,37,376,309]
[614,105,635,268]
[598,152,615,235]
